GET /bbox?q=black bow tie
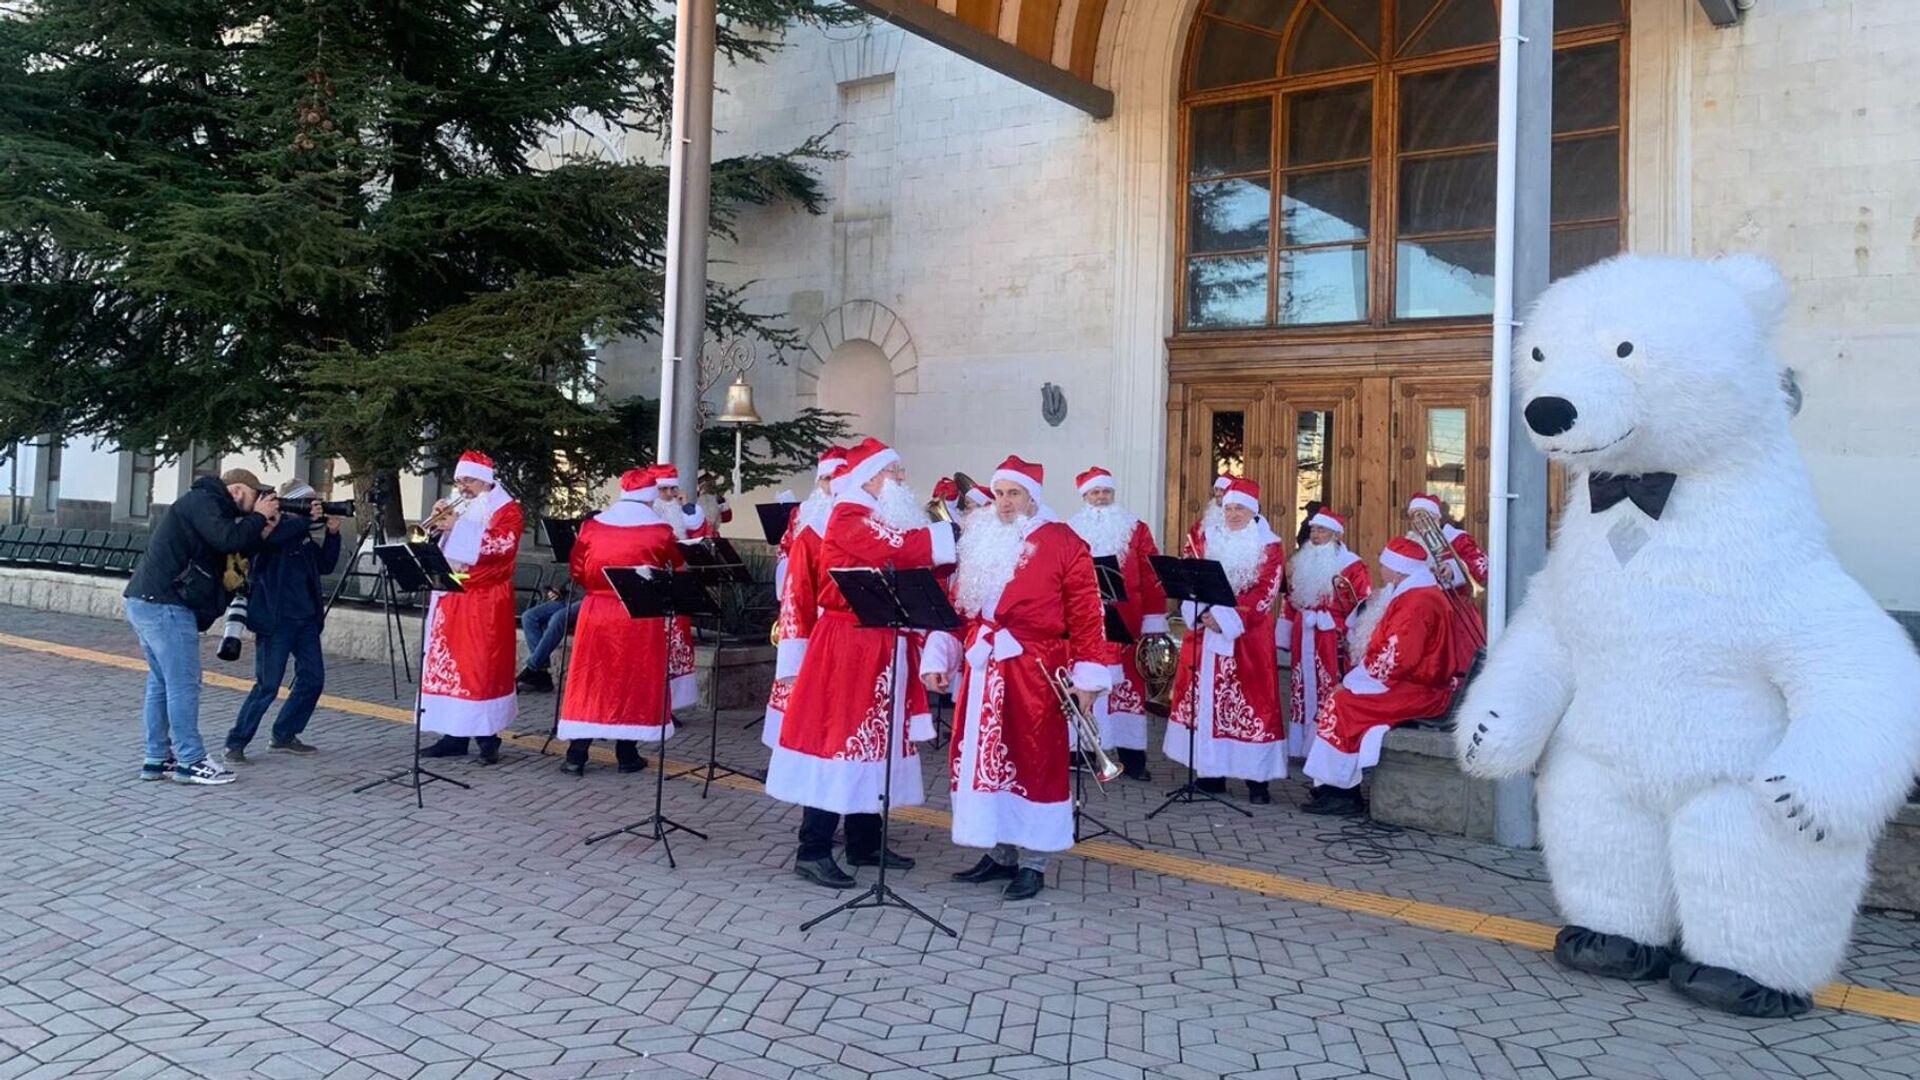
[1589,472,1677,520]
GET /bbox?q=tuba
[1409,506,1488,650]
[1049,666,1122,784]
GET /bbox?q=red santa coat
[1280,549,1372,759]
[1304,572,1458,789]
[1438,525,1489,674]
[556,504,686,743]
[1073,517,1168,752]
[421,492,523,736]
[764,491,958,815]
[1164,527,1288,781]
[763,520,824,750]
[922,518,1111,853]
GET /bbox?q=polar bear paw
[1456,709,1547,779]
[1756,774,1831,845]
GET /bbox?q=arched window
[1180,0,1626,330]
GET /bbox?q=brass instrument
[1048,666,1122,784]
[1409,507,1487,650]
[1135,631,1179,710]
[925,470,981,527]
[407,492,473,544]
[1331,572,1361,612]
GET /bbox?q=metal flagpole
[656,0,717,491]
[1488,0,1553,849]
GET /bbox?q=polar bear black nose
[1525,396,1579,437]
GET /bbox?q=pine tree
[0,1,855,528]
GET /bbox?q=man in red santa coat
[1183,474,1233,556]
[554,468,688,775]
[421,451,523,764]
[1164,477,1287,803]
[921,456,1109,901]
[1067,466,1168,781]
[1407,493,1488,676]
[638,464,700,711]
[1301,536,1460,816]
[763,446,849,750]
[765,437,958,890]
[1281,509,1372,761]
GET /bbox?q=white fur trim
[760,705,783,750]
[556,719,673,743]
[670,673,697,711]
[991,468,1044,503]
[453,459,495,484]
[595,501,664,527]
[1141,614,1169,635]
[1302,723,1392,790]
[1077,475,1116,495]
[764,743,925,816]
[928,521,958,566]
[1222,490,1259,512]
[910,711,934,742]
[921,630,963,678]
[842,447,900,493]
[1380,548,1426,577]
[1162,687,1287,782]
[1407,496,1442,517]
[421,691,516,737]
[775,637,808,680]
[1208,606,1245,642]
[965,488,992,507]
[1212,477,1232,492]
[1340,664,1388,696]
[1308,512,1344,534]
[1070,661,1112,693]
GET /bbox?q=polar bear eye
[1616,341,1634,358]
[1530,347,1544,362]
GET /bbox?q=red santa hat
[840,436,901,493]
[649,463,683,490]
[966,485,992,507]
[1221,477,1261,512]
[453,450,496,485]
[990,455,1045,502]
[816,446,849,480]
[1407,492,1444,518]
[1307,508,1346,534]
[1380,536,1429,577]
[618,467,654,503]
[1213,474,1233,494]
[1076,467,1115,496]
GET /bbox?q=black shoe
[560,759,585,777]
[1301,785,1366,816]
[1552,925,1677,982]
[516,667,555,692]
[847,847,915,870]
[476,737,501,765]
[1247,781,1272,804]
[617,758,648,774]
[1003,867,1045,901]
[950,855,1017,883]
[794,856,857,890]
[1196,777,1227,794]
[421,736,469,758]
[1667,959,1812,1018]
[1118,749,1151,782]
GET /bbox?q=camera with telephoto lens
[279,497,355,519]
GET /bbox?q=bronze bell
[716,376,762,425]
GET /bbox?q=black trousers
[797,807,881,862]
[1199,777,1269,797]
[430,735,501,753]
[565,738,639,766]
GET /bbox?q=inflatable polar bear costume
[1456,254,1920,1018]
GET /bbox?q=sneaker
[140,758,176,782]
[268,737,318,755]
[172,759,237,786]
[223,747,249,765]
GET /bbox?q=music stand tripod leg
[584,669,707,864]
[540,584,574,756]
[1146,711,1252,820]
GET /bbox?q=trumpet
[408,492,473,544]
[1047,666,1122,784]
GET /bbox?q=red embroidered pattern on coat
[478,517,517,557]
[422,614,467,697]
[1108,671,1145,715]
[1208,656,1269,742]
[863,517,908,549]
[668,621,694,677]
[839,667,894,761]
[1367,634,1400,682]
[970,662,1024,796]
[768,677,792,712]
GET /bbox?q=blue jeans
[226,619,325,750]
[521,599,579,671]
[125,597,207,765]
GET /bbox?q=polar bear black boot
[1455,254,1920,1019]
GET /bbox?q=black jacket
[245,516,342,635]
[125,476,269,629]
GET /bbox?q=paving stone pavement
[2,604,1919,1080]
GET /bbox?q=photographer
[124,468,278,785]
[223,480,342,763]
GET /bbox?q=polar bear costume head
[1516,253,1794,477]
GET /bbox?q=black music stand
[800,567,960,939]
[353,542,470,808]
[1144,555,1252,821]
[755,501,799,546]
[583,566,718,866]
[669,538,763,794]
[539,516,584,755]
[1074,556,1143,849]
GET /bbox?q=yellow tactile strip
[3,629,1914,1025]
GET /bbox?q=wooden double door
[1169,372,1490,574]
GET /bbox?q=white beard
[1069,504,1136,559]
[871,478,930,533]
[1201,502,1225,535]
[1288,540,1347,610]
[797,489,833,535]
[655,496,689,539]
[1346,581,1397,664]
[1206,522,1269,595]
[955,512,1030,618]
